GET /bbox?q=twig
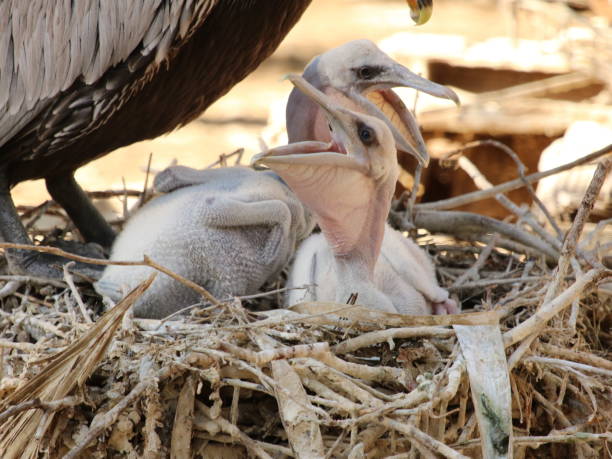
[333,327,455,355]
[171,374,196,458]
[446,139,563,239]
[0,396,81,423]
[86,190,143,199]
[417,143,612,211]
[271,359,326,458]
[456,155,561,253]
[0,280,21,299]
[204,148,245,170]
[406,163,424,224]
[524,356,612,378]
[63,359,160,459]
[507,159,611,366]
[504,268,607,348]
[63,262,92,324]
[0,242,221,306]
[318,351,411,387]
[455,432,612,448]
[410,211,559,261]
[139,153,153,208]
[452,235,499,287]
[448,276,546,292]
[0,340,36,351]
[539,343,612,371]
[195,400,273,459]
[383,418,469,459]
[0,275,67,289]
[220,342,329,366]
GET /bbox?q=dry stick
[220,342,329,367]
[0,242,221,306]
[0,275,67,288]
[506,159,611,368]
[448,276,546,292]
[383,418,469,459]
[195,400,273,459]
[0,396,81,423]
[62,262,92,324]
[63,362,162,459]
[456,155,561,254]
[456,432,612,448]
[0,339,36,352]
[23,200,53,231]
[411,211,559,261]
[139,152,153,208]
[446,139,563,240]
[539,343,612,371]
[405,163,424,225]
[417,143,612,211]
[452,235,499,288]
[204,148,245,170]
[86,189,143,199]
[524,356,612,378]
[0,280,21,299]
[318,351,410,387]
[333,327,455,355]
[271,359,326,459]
[504,268,606,348]
[171,374,196,459]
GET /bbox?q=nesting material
[0,152,610,458]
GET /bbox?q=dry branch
[383,418,469,459]
[417,144,612,211]
[1,148,610,457]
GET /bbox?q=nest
[0,145,610,458]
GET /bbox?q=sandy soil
[12,0,505,210]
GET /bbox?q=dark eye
[358,66,374,80]
[357,123,375,145]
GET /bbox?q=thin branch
[0,242,221,306]
[417,143,612,211]
[0,396,81,423]
[383,418,469,459]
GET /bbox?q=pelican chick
[287,39,459,167]
[94,167,314,319]
[253,76,458,314]
[156,40,459,194]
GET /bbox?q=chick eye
[358,66,374,80]
[358,124,375,145]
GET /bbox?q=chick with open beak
[254,76,457,314]
[286,39,459,168]
[158,40,458,194]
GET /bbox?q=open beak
[252,77,393,260]
[253,75,365,173]
[407,0,433,25]
[358,64,459,167]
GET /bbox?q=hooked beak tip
[407,0,433,25]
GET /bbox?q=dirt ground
[11,0,507,210]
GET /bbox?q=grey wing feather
[0,0,218,150]
[154,165,217,193]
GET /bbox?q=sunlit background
[13,0,612,225]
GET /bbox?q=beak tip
[409,1,433,25]
[250,153,265,167]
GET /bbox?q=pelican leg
[46,173,116,248]
[0,169,105,279]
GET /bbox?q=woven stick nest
[0,145,610,458]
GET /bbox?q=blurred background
[13,0,612,224]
